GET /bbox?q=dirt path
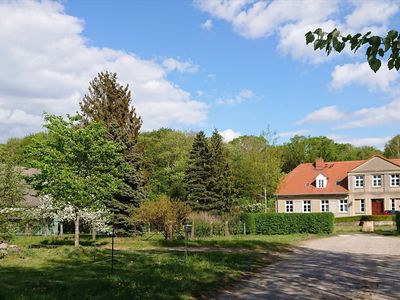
[217,234,400,300]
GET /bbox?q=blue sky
[1,0,400,149]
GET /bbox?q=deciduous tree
[27,114,125,246]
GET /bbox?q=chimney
[315,158,324,170]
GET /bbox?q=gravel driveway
[217,234,400,300]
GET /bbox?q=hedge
[335,215,396,223]
[396,213,400,233]
[241,213,334,235]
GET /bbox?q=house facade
[275,156,400,216]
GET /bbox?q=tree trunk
[59,222,64,236]
[74,213,80,247]
[91,222,96,241]
[224,220,230,236]
[264,186,267,213]
[24,223,30,236]
[191,222,195,239]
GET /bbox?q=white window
[340,200,348,212]
[303,200,311,212]
[390,174,400,187]
[285,201,293,213]
[320,200,329,212]
[372,175,382,187]
[359,199,365,213]
[355,176,364,188]
[316,174,327,188]
[391,199,397,210]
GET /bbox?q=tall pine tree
[80,71,145,233]
[209,129,234,213]
[184,131,217,212]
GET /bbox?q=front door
[371,199,384,215]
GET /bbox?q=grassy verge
[1,234,323,299]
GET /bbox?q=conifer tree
[209,129,234,213]
[184,131,217,212]
[79,71,145,233]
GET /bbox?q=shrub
[335,215,395,223]
[189,212,224,237]
[131,195,190,240]
[241,213,256,234]
[334,216,362,223]
[242,213,334,235]
[361,215,395,222]
[396,213,400,233]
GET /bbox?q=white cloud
[331,62,399,92]
[162,58,199,73]
[216,89,254,105]
[297,105,345,125]
[337,99,400,129]
[220,129,241,142]
[278,129,309,138]
[329,134,391,149]
[0,1,207,142]
[344,0,399,33]
[201,19,213,30]
[196,0,398,63]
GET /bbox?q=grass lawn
[1,233,321,299]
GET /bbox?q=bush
[335,215,395,223]
[396,213,400,233]
[242,213,334,235]
[241,213,256,234]
[361,215,395,222]
[334,216,362,223]
[189,212,224,237]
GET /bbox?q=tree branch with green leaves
[305,28,400,72]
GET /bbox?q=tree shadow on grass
[0,245,275,300]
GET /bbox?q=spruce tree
[184,131,217,212]
[209,129,234,213]
[79,71,145,233]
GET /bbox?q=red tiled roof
[275,157,400,196]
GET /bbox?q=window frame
[303,200,311,213]
[391,198,396,211]
[355,175,364,188]
[372,175,382,188]
[390,174,400,187]
[339,199,348,212]
[359,199,365,213]
[320,200,329,212]
[285,200,293,213]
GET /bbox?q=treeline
[5,125,400,208]
[1,71,400,241]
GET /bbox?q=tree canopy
[27,114,126,246]
[80,71,145,233]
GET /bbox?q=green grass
[1,234,320,299]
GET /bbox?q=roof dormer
[316,174,327,188]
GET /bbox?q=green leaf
[305,32,315,44]
[313,39,321,50]
[314,28,323,37]
[378,48,385,57]
[395,58,400,71]
[387,29,398,40]
[388,58,395,70]
[368,56,381,73]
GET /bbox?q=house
[275,155,400,216]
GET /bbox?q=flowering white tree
[23,196,111,238]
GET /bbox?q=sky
[1,0,400,149]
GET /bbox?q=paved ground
[217,234,400,300]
